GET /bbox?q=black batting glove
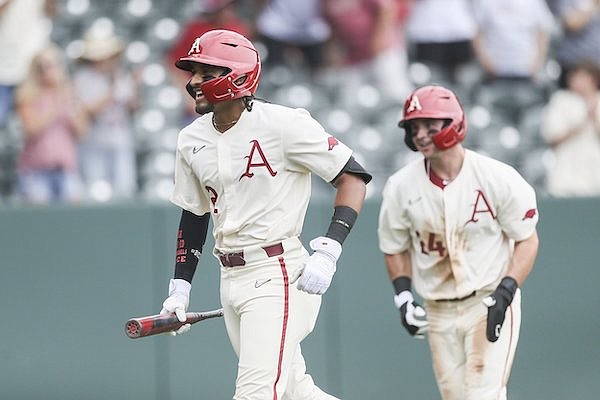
[393,277,428,339]
[482,277,518,342]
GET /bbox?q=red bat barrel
[125,309,223,339]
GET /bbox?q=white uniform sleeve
[496,166,539,242]
[282,108,353,182]
[378,177,412,254]
[170,146,211,216]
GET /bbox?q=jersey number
[416,231,446,257]
[206,186,218,214]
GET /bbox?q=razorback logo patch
[327,136,339,151]
[522,208,537,220]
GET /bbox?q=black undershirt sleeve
[330,156,373,185]
[174,210,210,283]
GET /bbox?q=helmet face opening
[175,30,261,103]
[399,86,467,151]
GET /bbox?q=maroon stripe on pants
[273,256,289,400]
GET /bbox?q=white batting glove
[160,278,192,336]
[394,291,429,339]
[296,236,342,295]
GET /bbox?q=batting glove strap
[161,279,191,323]
[309,236,342,262]
[394,290,414,309]
[168,278,192,297]
[296,237,342,295]
[496,276,518,303]
[394,290,429,339]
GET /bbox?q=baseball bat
[125,308,223,339]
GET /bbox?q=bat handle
[187,309,224,322]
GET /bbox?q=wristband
[392,276,412,295]
[497,276,518,302]
[325,206,358,244]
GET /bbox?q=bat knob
[125,320,142,338]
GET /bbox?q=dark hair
[568,60,600,88]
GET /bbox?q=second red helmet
[398,85,467,151]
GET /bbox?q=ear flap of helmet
[185,80,195,99]
[432,118,467,150]
[402,124,418,151]
[200,62,260,103]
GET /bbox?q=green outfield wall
[0,198,598,400]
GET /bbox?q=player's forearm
[321,173,367,245]
[332,172,367,213]
[506,231,539,286]
[385,251,412,281]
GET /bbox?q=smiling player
[159,29,371,399]
[378,85,539,399]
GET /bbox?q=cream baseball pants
[219,237,339,400]
[425,289,521,400]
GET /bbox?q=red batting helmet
[398,85,467,151]
[175,29,261,103]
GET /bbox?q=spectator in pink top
[14,43,88,204]
[323,0,413,103]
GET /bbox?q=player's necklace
[212,115,239,129]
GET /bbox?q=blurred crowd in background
[0,0,599,206]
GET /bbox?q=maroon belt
[219,242,284,267]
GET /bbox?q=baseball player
[377,85,539,400]
[159,29,371,400]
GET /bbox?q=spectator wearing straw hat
[73,28,141,201]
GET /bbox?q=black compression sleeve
[174,210,210,283]
[325,205,358,244]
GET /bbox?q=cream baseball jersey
[170,101,353,250]
[378,150,538,300]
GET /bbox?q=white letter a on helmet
[188,38,202,55]
[407,95,422,113]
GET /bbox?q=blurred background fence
[1,197,599,399]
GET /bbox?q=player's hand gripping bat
[125,308,223,339]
